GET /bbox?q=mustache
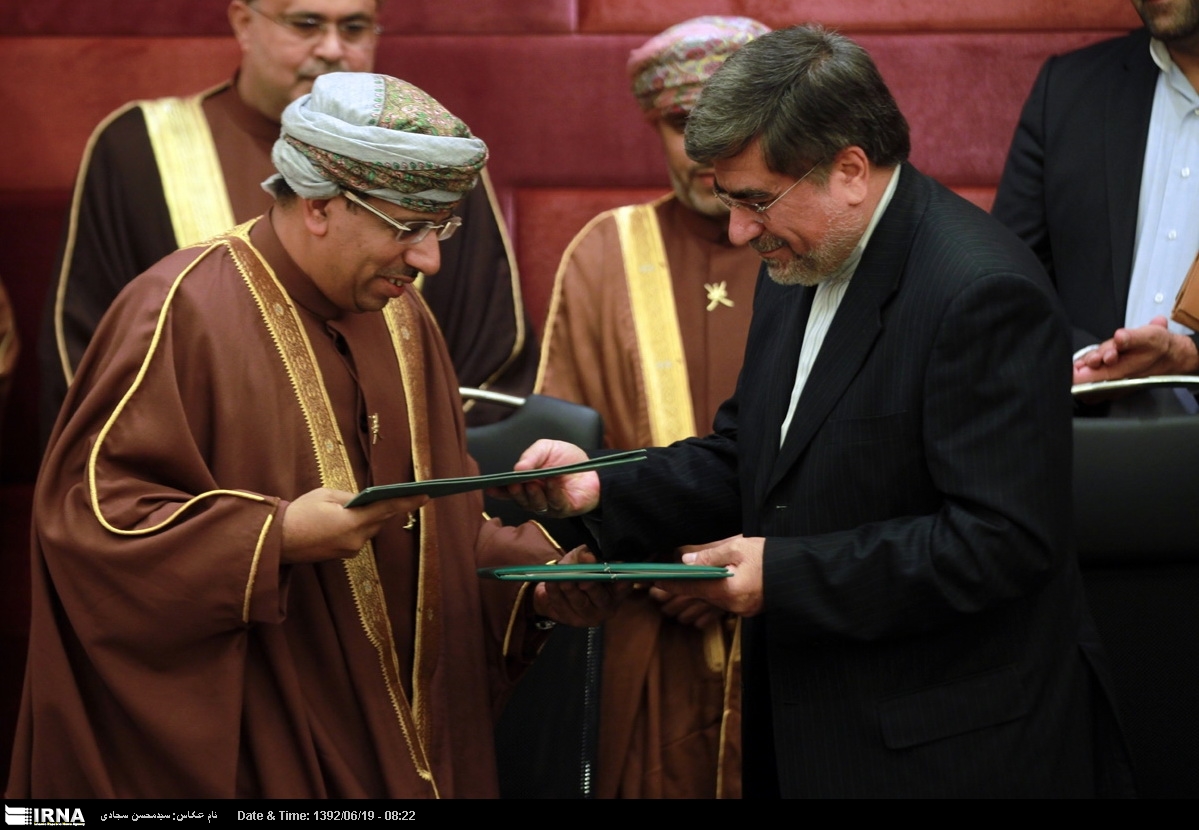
[750,232,787,254]
[381,265,421,280]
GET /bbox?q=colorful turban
[628,16,770,122]
[266,73,489,213]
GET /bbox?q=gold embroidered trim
[81,236,274,634]
[716,617,742,799]
[526,518,567,554]
[614,203,697,445]
[381,292,441,757]
[467,168,527,396]
[55,85,231,386]
[142,93,236,249]
[498,521,565,657]
[85,242,270,538]
[504,582,534,658]
[244,513,274,624]
[415,169,524,415]
[54,101,141,387]
[231,226,439,796]
[702,623,727,675]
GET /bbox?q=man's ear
[829,146,870,207]
[302,198,334,237]
[228,1,253,53]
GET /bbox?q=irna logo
[5,806,86,826]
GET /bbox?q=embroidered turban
[266,73,489,213]
[628,16,770,122]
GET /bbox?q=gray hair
[684,25,909,179]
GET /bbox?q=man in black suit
[993,0,1199,397]
[515,25,1132,797]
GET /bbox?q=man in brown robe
[536,17,767,799]
[7,73,566,799]
[39,0,536,442]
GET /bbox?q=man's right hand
[491,439,601,518]
[1073,316,1199,384]
[281,487,429,565]
[648,588,727,629]
[533,547,632,627]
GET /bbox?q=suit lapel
[1105,30,1157,319]
[750,280,814,508]
[763,167,920,500]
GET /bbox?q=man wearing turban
[39,0,537,445]
[535,16,768,798]
[7,73,579,799]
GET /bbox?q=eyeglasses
[247,3,382,44]
[342,191,462,245]
[712,161,823,222]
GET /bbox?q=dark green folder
[478,563,730,582]
[344,449,648,507]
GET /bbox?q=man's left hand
[1073,316,1199,384]
[654,535,765,617]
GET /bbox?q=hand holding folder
[345,449,646,508]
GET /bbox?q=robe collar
[213,74,288,144]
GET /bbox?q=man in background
[39,0,536,440]
[993,0,1199,410]
[536,16,767,798]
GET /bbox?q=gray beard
[752,220,861,287]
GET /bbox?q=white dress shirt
[780,167,900,444]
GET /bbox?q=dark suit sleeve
[763,270,1074,644]
[992,59,1054,280]
[594,401,744,559]
[992,56,1114,353]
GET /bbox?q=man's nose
[403,233,441,277]
[726,209,764,247]
[312,26,348,63]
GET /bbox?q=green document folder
[478,563,731,582]
[344,449,648,507]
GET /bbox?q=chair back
[1073,415,1199,798]
[462,389,606,798]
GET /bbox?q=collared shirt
[1109,38,1199,415]
[1126,39,1199,336]
[780,166,901,444]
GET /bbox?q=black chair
[461,388,605,798]
[1073,414,1199,798]
[463,388,602,549]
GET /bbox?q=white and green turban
[266,73,489,213]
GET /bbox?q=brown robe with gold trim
[38,82,536,442]
[539,195,758,449]
[8,216,551,798]
[537,195,759,798]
